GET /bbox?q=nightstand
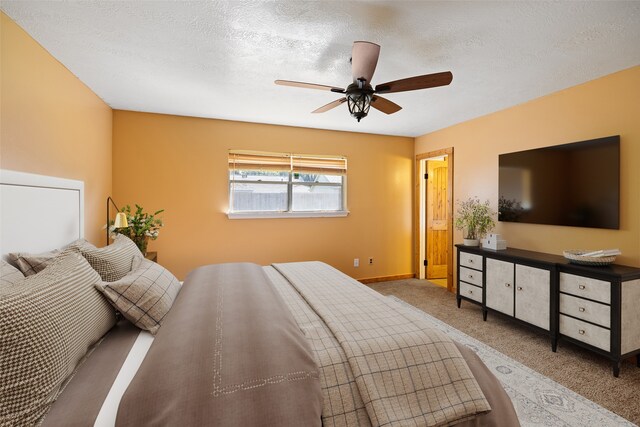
[144,251,158,262]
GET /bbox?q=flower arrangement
[110,204,164,254]
[454,197,496,242]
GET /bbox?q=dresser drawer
[560,294,610,328]
[559,273,610,304]
[459,266,483,287]
[460,252,483,271]
[560,315,610,351]
[459,282,482,303]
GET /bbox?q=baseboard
[359,273,415,284]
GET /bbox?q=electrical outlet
[368,257,374,265]
[354,258,359,267]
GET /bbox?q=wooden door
[426,159,448,279]
[486,258,515,316]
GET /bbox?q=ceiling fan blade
[275,80,345,93]
[370,96,402,114]
[312,98,347,113]
[351,41,380,84]
[375,71,453,94]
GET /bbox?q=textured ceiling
[2,1,640,137]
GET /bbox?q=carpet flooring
[368,278,640,425]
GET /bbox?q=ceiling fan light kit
[346,80,374,122]
[275,41,453,122]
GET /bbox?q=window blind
[291,155,347,175]
[228,150,347,175]
[228,151,290,172]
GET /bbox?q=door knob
[517,286,523,291]
[505,283,511,287]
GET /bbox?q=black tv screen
[498,135,620,229]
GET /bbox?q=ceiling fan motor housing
[346,82,374,122]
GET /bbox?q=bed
[0,170,518,427]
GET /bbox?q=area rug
[388,295,636,427]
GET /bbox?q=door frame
[415,147,454,292]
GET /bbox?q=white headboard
[1,170,84,259]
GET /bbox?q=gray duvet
[43,262,519,427]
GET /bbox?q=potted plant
[455,197,496,246]
[110,204,164,254]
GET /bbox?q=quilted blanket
[272,261,491,427]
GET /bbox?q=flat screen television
[498,135,620,229]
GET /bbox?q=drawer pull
[468,275,473,279]
[517,286,523,291]
[579,284,586,290]
[579,329,586,335]
[579,307,586,312]
[468,290,473,294]
[468,259,474,263]
[505,283,511,288]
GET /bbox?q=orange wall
[112,111,414,280]
[416,66,640,267]
[6,7,636,276]
[1,13,113,246]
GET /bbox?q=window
[228,150,347,218]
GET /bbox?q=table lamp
[106,196,129,245]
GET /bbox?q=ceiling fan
[275,41,453,122]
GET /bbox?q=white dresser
[458,252,483,305]
[485,259,551,331]
[557,265,640,377]
[457,246,557,344]
[456,244,640,377]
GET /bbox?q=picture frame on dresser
[455,244,640,377]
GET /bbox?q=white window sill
[227,211,349,220]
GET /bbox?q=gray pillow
[78,234,143,282]
[96,257,180,335]
[0,250,117,425]
[8,239,94,276]
[1,259,25,286]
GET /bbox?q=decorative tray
[563,250,616,266]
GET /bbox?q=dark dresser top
[456,244,640,281]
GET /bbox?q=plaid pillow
[96,257,180,335]
[1,260,25,286]
[0,251,116,425]
[79,234,143,282]
[8,239,94,276]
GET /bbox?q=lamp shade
[114,212,129,228]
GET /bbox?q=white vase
[463,238,480,246]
